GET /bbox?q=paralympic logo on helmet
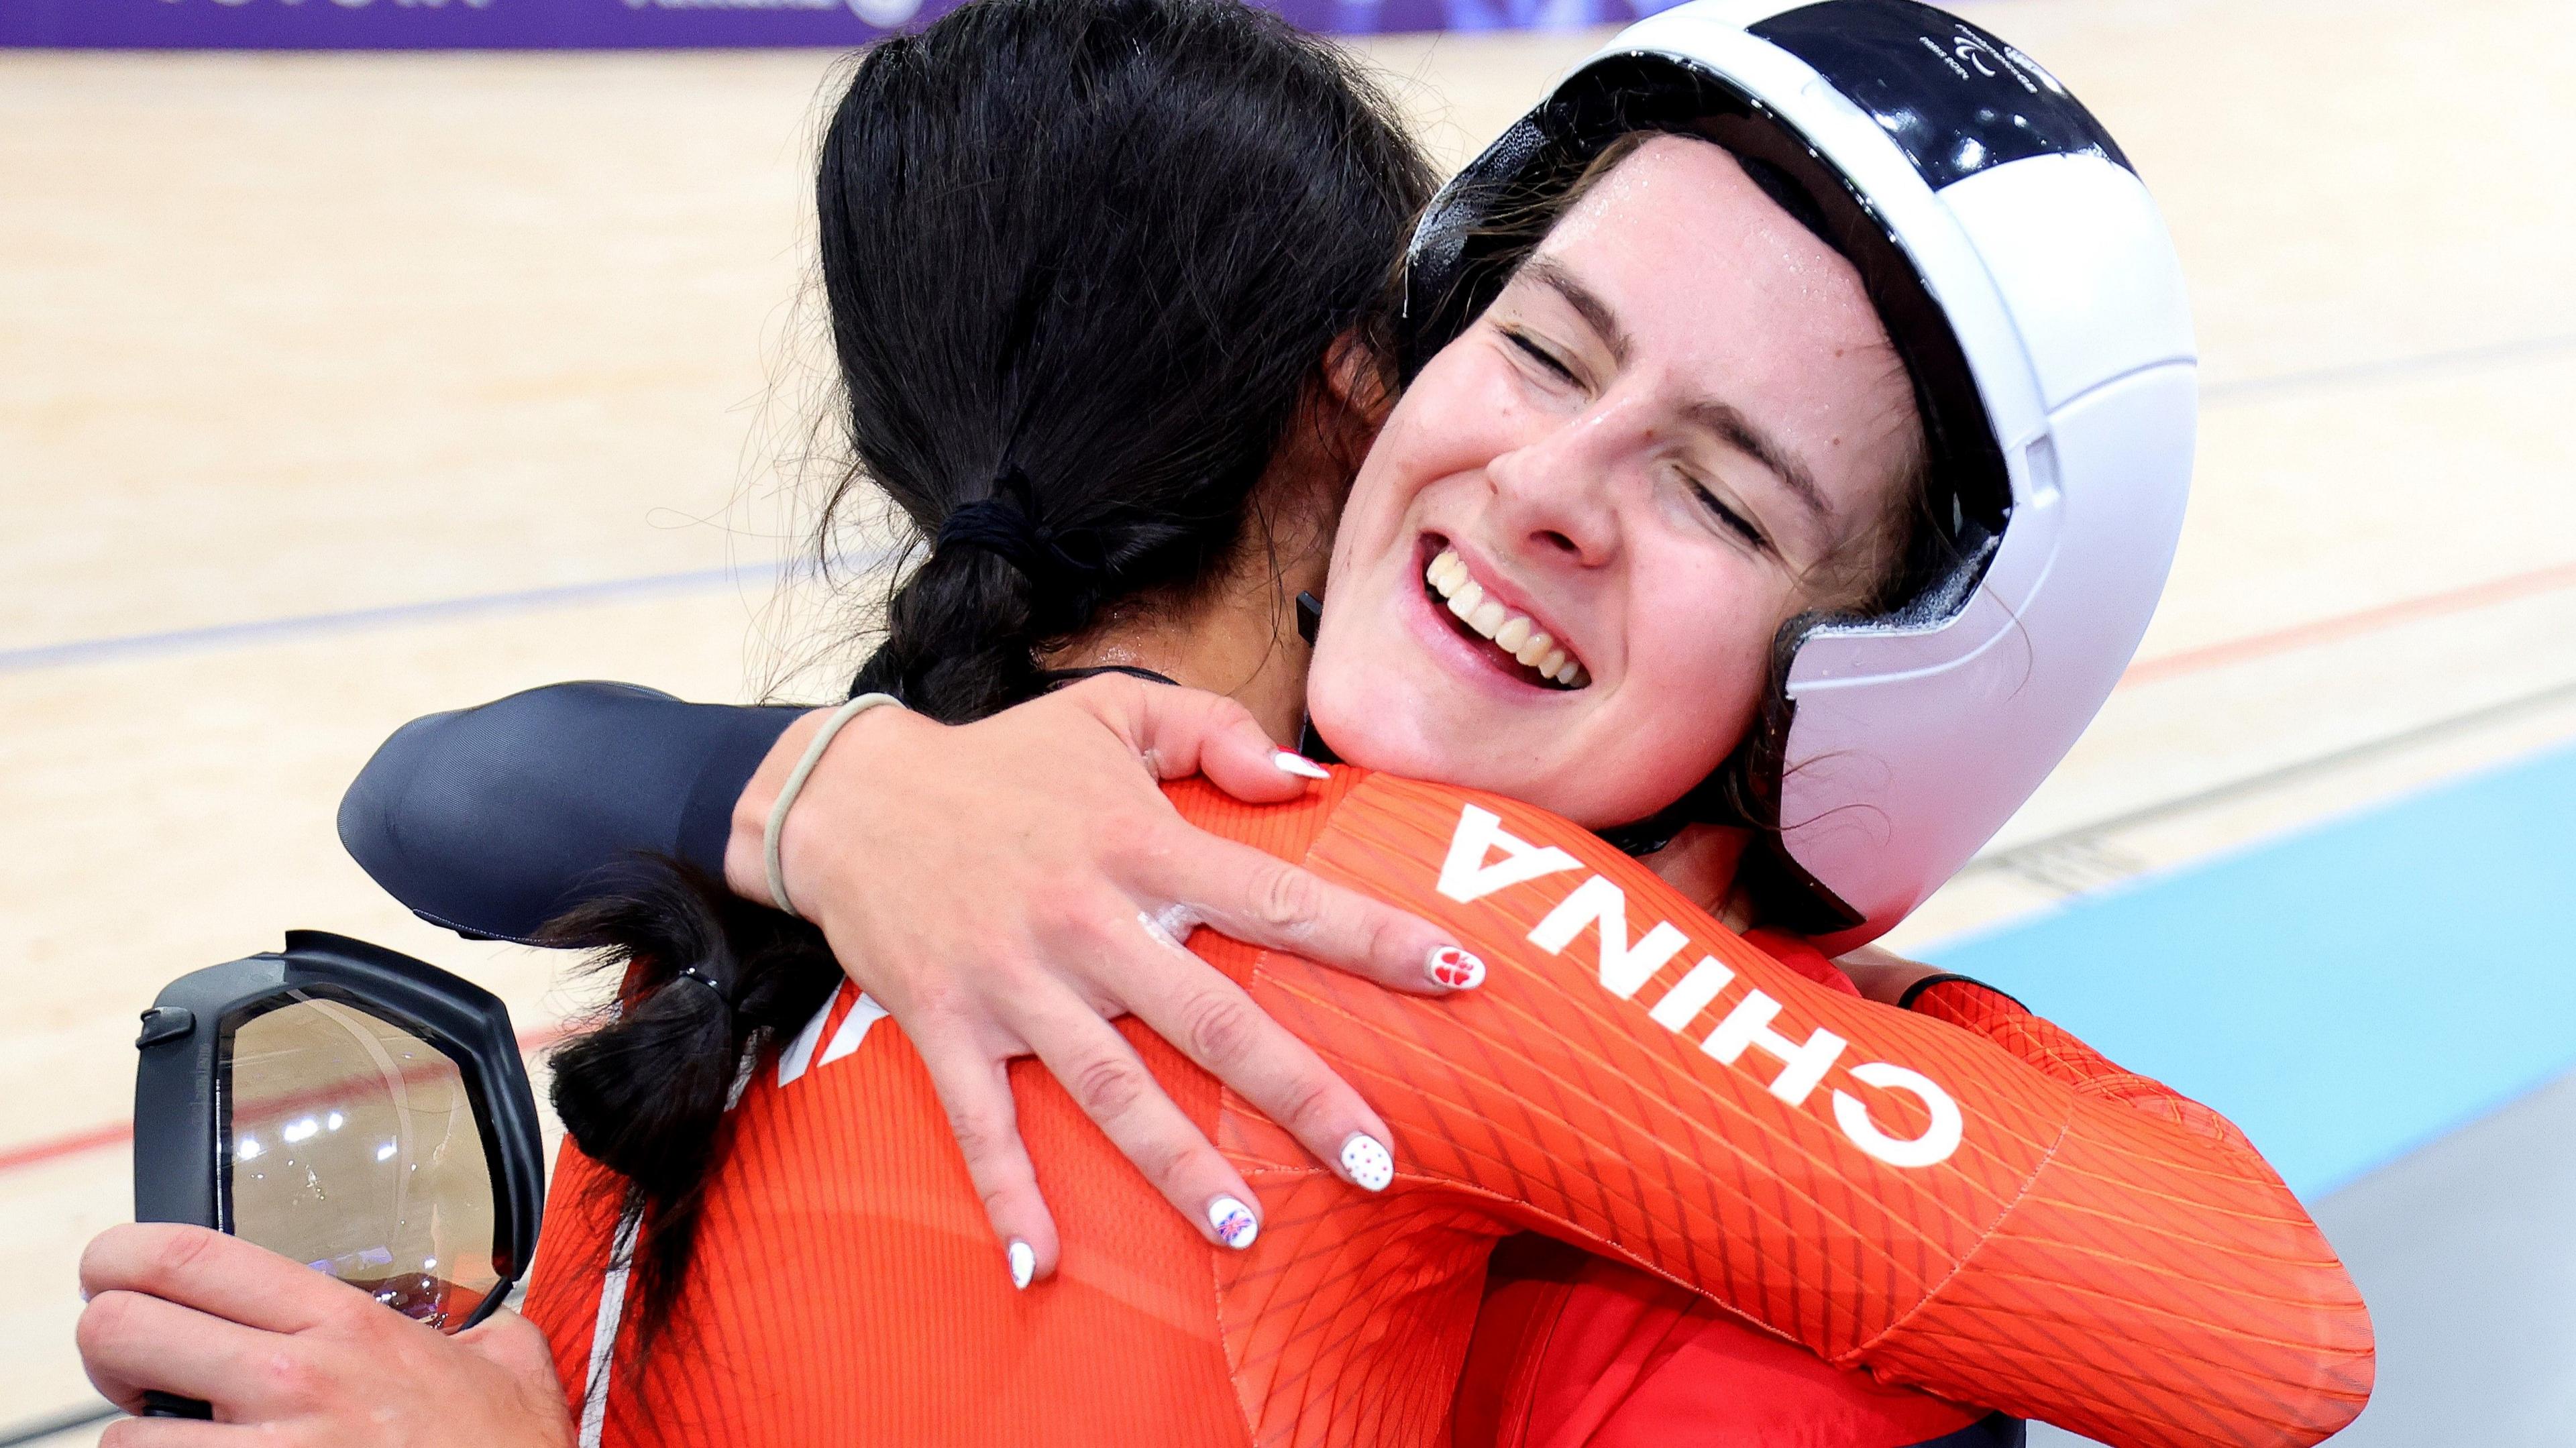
[1436,804,1965,1170]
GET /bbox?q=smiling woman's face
[1307,134,1923,828]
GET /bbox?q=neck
[1046,440,1343,744]
[1642,823,1754,927]
[1046,508,1328,741]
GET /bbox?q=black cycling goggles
[129,930,545,1416]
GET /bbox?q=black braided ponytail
[541,0,1434,1347]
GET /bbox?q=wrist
[728,699,921,917]
[726,708,828,903]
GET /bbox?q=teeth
[1424,547,1586,689]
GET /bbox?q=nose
[1483,400,1630,568]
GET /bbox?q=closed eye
[1690,479,1770,553]
[1504,329,1581,386]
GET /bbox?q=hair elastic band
[674,966,728,999]
[764,692,906,919]
[933,469,1121,636]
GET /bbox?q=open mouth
[1423,545,1589,690]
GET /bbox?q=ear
[1321,330,1397,431]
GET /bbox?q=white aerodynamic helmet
[1397,0,2195,948]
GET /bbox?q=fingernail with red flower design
[1428,946,1485,991]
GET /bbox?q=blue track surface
[1931,742,2576,1199]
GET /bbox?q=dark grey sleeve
[337,681,805,944]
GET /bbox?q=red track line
[0,1122,132,1176]
[2119,559,2576,689]
[0,1024,568,1180]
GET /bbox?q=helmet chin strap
[1295,588,1696,860]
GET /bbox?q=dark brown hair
[542,0,1435,1345]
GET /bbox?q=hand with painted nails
[729,674,1473,1277]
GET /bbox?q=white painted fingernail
[1207,1194,1259,1250]
[1339,1133,1393,1192]
[1007,1239,1034,1290]
[1273,750,1330,781]
[1429,945,1485,991]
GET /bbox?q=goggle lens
[222,995,501,1332]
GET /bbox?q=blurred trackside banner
[2,0,1675,46]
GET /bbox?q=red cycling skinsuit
[523,769,2373,1448]
[1452,924,2023,1448]
[1449,947,2265,1448]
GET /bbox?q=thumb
[1079,677,1313,803]
[460,1307,567,1394]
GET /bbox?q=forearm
[1270,775,2368,1447]
[340,682,804,942]
[1839,970,2365,1442]
[1863,1089,2369,1447]
[1844,970,2371,1440]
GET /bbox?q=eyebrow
[1520,255,1831,524]
[1521,257,1631,368]
[1685,399,1829,522]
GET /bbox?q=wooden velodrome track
[5,0,2575,1439]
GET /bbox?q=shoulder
[1292,774,1856,999]
[1168,770,1851,989]
[1295,770,1642,913]
[1291,773,1737,970]
[1159,765,1380,862]
[1159,767,1603,873]
[1164,767,1694,934]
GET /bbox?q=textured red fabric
[1908,980,2252,1143]
[521,769,2371,1448]
[1457,1237,1986,1448]
[1448,973,2248,1448]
